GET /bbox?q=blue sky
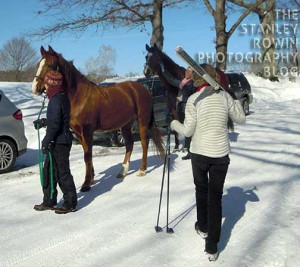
[0,0,258,76]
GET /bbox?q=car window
[238,74,251,90]
[227,74,240,88]
[138,79,165,97]
[140,81,151,90]
[152,81,165,97]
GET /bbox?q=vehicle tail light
[13,109,23,120]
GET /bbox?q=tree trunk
[259,0,278,81]
[150,0,164,49]
[214,0,228,70]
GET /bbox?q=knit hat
[192,64,219,88]
[44,70,63,87]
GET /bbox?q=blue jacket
[42,93,73,148]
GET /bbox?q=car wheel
[0,139,17,174]
[109,130,125,147]
[242,97,250,116]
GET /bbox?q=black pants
[191,153,230,253]
[42,143,77,209]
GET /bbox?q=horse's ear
[48,45,56,55]
[40,46,46,56]
[145,44,151,52]
[153,43,159,51]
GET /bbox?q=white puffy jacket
[170,86,246,158]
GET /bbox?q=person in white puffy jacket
[170,64,246,261]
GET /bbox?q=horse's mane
[57,53,96,92]
[157,49,185,80]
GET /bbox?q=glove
[41,142,53,155]
[165,112,174,124]
[176,95,183,102]
[159,60,165,72]
[33,118,47,129]
[41,145,49,155]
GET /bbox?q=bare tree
[32,0,190,50]
[0,37,38,81]
[228,0,279,81]
[277,0,300,79]
[203,0,266,70]
[85,44,117,83]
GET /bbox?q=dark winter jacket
[42,92,73,148]
[176,81,195,113]
[162,70,195,114]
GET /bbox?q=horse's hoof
[116,163,129,178]
[137,170,146,176]
[80,185,91,192]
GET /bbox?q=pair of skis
[175,46,224,91]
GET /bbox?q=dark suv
[136,77,167,127]
[226,72,253,115]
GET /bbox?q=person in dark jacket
[33,70,77,214]
[160,63,195,159]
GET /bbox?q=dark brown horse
[144,43,186,152]
[144,43,234,132]
[32,45,165,192]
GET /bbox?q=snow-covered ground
[0,74,299,267]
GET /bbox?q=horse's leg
[80,126,95,192]
[137,124,149,176]
[117,123,134,178]
[72,125,83,144]
[173,132,180,152]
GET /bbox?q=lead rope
[37,94,46,186]
[36,94,55,199]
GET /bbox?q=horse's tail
[149,109,165,158]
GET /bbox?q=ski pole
[166,126,174,234]
[155,126,169,232]
[155,126,174,233]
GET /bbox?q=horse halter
[35,64,60,81]
[144,52,158,77]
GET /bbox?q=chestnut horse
[32,46,165,192]
[144,43,186,151]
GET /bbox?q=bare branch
[204,0,215,15]
[227,0,266,38]
[227,0,267,15]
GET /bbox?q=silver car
[0,90,27,173]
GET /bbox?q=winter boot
[206,252,219,261]
[55,206,77,214]
[34,203,56,211]
[195,222,208,238]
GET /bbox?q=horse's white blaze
[32,59,46,94]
